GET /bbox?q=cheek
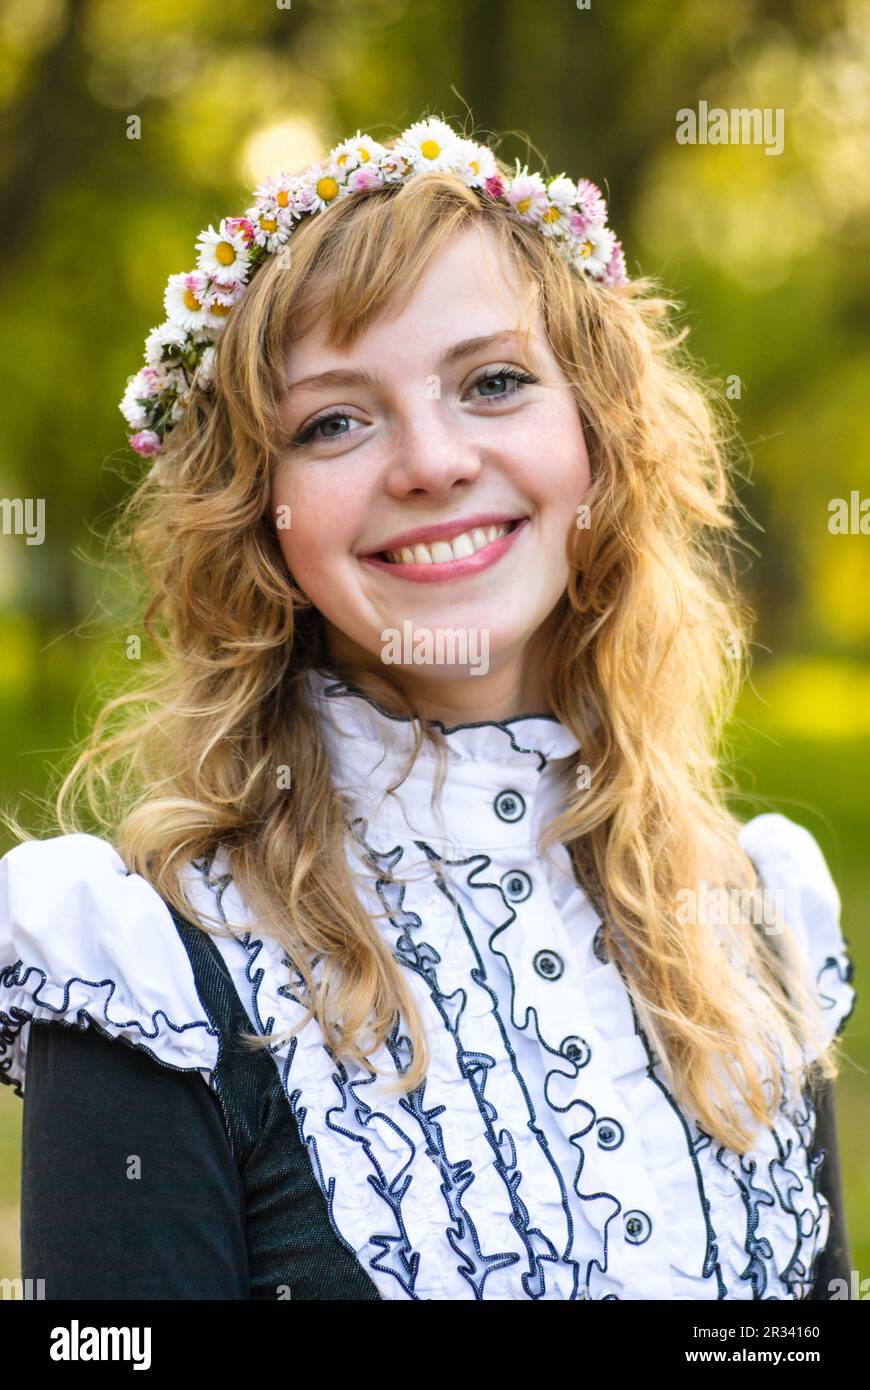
[551,401,590,476]
[513,402,591,510]
[269,464,374,596]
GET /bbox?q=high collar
[305,668,583,855]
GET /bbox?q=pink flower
[129,429,162,458]
[224,216,256,245]
[506,173,548,224]
[203,277,243,309]
[575,178,607,226]
[601,239,628,287]
[484,173,506,200]
[569,209,596,237]
[138,366,163,395]
[293,184,318,214]
[347,165,385,192]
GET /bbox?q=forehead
[285,223,541,369]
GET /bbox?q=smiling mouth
[376,519,521,565]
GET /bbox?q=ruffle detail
[681,813,855,1299]
[696,1091,830,1301]
[187,842,609,1299]
[181,804,849,1301]
[307,667,584,770]
[738,813,856,1058]
[0,833,221,1097]
[306,670,583,859]
[463,854,722,1300]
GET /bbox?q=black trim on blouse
[19,909,850,1301]
[806,1068,852,1300]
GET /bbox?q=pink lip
[361,512,525,556]
[360,517,528,584]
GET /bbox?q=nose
[384,395,484,497]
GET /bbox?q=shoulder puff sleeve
[0,832,221,1098]
[737,812,857,1059]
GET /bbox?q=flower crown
[120,116,628,460]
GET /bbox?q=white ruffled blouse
[0,670,856,1300]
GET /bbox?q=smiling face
[271,223,591,720]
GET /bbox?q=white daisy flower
[192,344,217,391]
[287,175,316,216]
[245,201,291,253]
[120,371,159,429]
[452,137,498,188]
[195,219,252,286]
[254,174,314,227]
[376,147,414,182]
[506,169,549,225]
[254,171,296,210]
[546,175,578,211]
[143,320,188,367]
[330,130,387,174]
[200,278,244,328]
[281,172,332,220]
[168,387,192,425]
[538,202,572,238]
[165,362,190,396]
[573,223,616,277]
[164,270,215,332]
[122,360,186,425]
[399,118,463,173]
[274,204,298,239]
[304,161,349,213]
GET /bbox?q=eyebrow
[283,330,525,395]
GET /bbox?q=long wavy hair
[44,128,839,1153]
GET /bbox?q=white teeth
[383,521,514,565]
[451,533,475,559]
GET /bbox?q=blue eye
[292,410,359,446]
[472,367,538,400]
[291,367,537,447]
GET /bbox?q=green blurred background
[0,0,867,1289]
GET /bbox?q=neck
[324,615,558,725]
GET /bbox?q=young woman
[2,116,855,1301]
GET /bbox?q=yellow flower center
[215,241,236,266]
[579,239,593,258]
[260,215,278,232]
[183,289,202,311]
[337,153,348,166]
[359,147,370,162]
[317,176,339,201]
[277,190,289,207]
[516,196,531,215]
[470,159,479,174]
[211,302,231,317]
[543,206,560,223]
[420,139,440,160]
